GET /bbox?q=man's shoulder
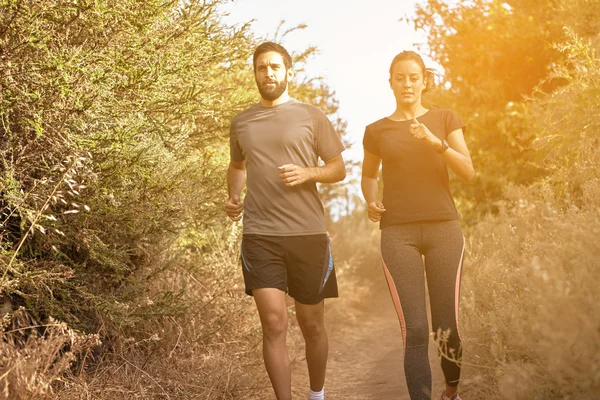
[288,100,327,118]
[232,103,261,124]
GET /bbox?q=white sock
[309,387,324,400]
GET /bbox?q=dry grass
[0,309,100,400]
[458,180,600,399]
[50,226,272,400]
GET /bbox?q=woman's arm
[410,119,474,181]
[442,128,475,181]
[361,150,386,222]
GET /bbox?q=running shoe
[441,391,462,400]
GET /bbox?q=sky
[219,0,431,161]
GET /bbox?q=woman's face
[389,60,427,107]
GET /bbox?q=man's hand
[367,201,386,222]
[278,164,312,187]
[225,194,243,221]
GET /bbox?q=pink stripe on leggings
[381,255,407,354]
[455,239,465,340]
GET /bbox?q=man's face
[254,51,291,101]
[389,60,427,106]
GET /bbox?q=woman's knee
[406,322,430,348]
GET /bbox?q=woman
[361,50,474,400]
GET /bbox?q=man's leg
[286,234,335,399]
[295,299,327,392]
[253,288,292,400]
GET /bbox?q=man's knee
[297,315,326,341]
[260,311,288,338]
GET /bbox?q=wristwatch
[436,139,450,154]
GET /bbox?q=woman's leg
[381,224,432,400]
[423,220,465,397]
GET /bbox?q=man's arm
[278,154,345,187]
[225,160,246,221]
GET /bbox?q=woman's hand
[410,118,438,147]
[367,201,386,222]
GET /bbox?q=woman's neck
[389,104,428,121]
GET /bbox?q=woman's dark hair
[253,41,293,70]
[389,51,436,93]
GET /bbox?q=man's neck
[260,92,291,107]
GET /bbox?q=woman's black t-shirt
[363,108,466,229]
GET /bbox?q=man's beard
[256,77,288,101]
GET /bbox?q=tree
[410,0,600,221]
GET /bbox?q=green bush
[0,0,259,397]
[0,1,349,397]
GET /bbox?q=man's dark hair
[389,50,437,94]
[253,42,293,70]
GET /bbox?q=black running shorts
[240,234,338,305]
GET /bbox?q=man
[225,41,346,400]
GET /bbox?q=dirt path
[289,271,446,400]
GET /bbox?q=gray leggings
[381,220,464,400]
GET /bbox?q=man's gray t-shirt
[230,99,345,236]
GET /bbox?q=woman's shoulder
[365,117,392,132]
[425,108,466,133]
[424,108,464,125]
[426,107,459,118]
